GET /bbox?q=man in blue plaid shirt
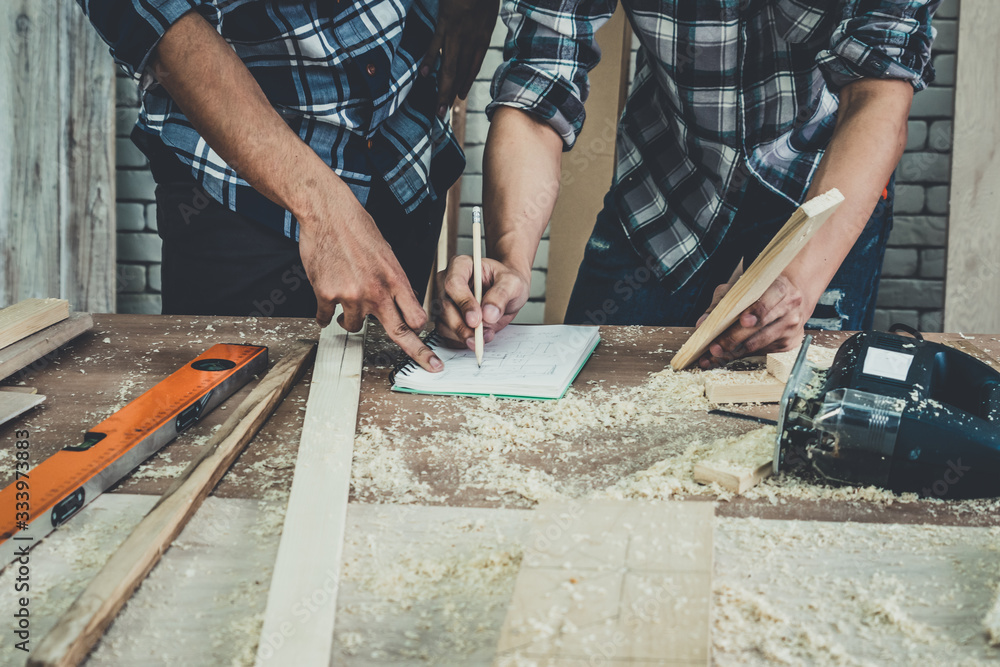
[79,0,498,373]
[436,1,940,368]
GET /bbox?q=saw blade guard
[806,388,904,486]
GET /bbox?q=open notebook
[391,325,600,400]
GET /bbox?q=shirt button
[366,63,376,76]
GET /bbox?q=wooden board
[0,299,69,350]
[0,391,44,427]
[0,312,93,381]
[495,500,713,666]
[544,8,632,324]
[704,372,784,404]
[766,343,838,383]
[693,461,772,495]
[0,1,115,312]
[671,190,844,369]
[945,0,1000,333]
[255,322,365,666]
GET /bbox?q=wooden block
[0,312,93,381]
[0,386,37,394]
[766,344,838,384]
[704,371,785,404]
[29,341,317,667]
[255,321,365,666]
[0,298,69,350]
[693,461,772,495]
[671,190,844,369]
[494,500,713,666]
[0,391,45,427]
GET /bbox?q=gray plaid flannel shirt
[488,0,939,291]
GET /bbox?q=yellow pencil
[472,208,484,367]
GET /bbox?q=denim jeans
[564,177,894,330]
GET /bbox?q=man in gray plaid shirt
[436,0,940,368]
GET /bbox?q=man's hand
[298,185,443,373]
[695,273,813,368]
[434,255,530,348]
[420,0,500,118]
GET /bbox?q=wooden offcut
[766,344,838,384]
[0,299,69,350]
[29,341,317,667]
[495,500,713,666]
[671,189,844,370]
[255,321,366,666]
[693,460,772,495]
[0,391,45,427]
[704,372,785,404]
[0,312,93,381]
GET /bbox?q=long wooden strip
[495,500,713,666]
[0,312,93,381]
[671,190,844,369]
[28,340,317,667]
[0,298,69,350]
[255,322,365,666]
[704,372,785,404]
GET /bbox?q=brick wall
[114,3,958,333]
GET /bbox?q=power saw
[774,330,1000,499]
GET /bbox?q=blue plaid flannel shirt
[488,0,940,291]
[78,0,464,240]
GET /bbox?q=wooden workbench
[1,315,998,665]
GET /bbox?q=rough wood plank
[766,343,838,384]
[255,322,365,666]
[29,341,316,667]
[945,0,1000,333]
[0,386,37,394]
[704,372,784,404]
[495,500,713,666]
[0,391,45,427]
[0,1,114,311]
[671,190,844,369]
[0,299,69,350]
[693,461,772,495]
[0,312,93,381]
[944,339,1000,372]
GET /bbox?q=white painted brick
[465,112,489,145]
[533,239,549,270]
[925,186,949,215]
[460,174,482,203]
[905,121,927,151]
[936,0,958,19]
[512,301,545,324]
[928,120,952,152]
[117,169,157,201]
[919,310,943,332]
[876,279,943,309]
[920,248,945,278]
[116,203,146,232]
[490,16,507,47]
[117,108,138,137]
[116,138,147,168]
[466,82,492,113]
[529,269,546,299]
[145,204,158,231]
[116,264,146,293]
[897,153,951,183]
[115,76,140,108]
[932,53,955,86]
[875,309,920,330]
[464,145,484,175]
[148,264,162,292]
[909,87,954,118]
[893,185,924,214]
[117,294,162,315]
[477,49,504,82]
[117,232,162,262]
[881,248,918,277]
[888,216,947,247]
[932,19,957,52]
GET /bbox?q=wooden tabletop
[2,314,999,527]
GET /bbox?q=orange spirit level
[1,344,267,565]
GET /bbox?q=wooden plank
[693,461,772,495]
[255,321,365,666]
[766,343,838,383]
[495,500,713,666]
[672,190,844,369]
[544,9,632,324]
[945,0,1000,333]
[0,1,115,312]
[704,371,785,404]
[0,386,37,394]
[0,391,45,427]
[0,312,93,381]
[29,341,316,667]
[944,339,1000,372]
[0,298,69,350]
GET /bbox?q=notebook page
[394,325,599,396]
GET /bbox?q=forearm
[483,106,563,278]
[151,11,349,228]
[785,78,913,303]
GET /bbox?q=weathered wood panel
[944,0,1000,332]
[0,0,115,313]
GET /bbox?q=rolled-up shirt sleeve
[816,0,941,92]
[76,0,220,80]
[487,0,615,150]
